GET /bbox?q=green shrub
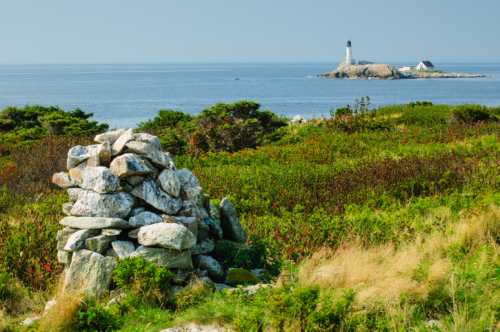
[138,109,192,130]
[76,299,120,332]
[451,105,499,124]
[113,257,174,306]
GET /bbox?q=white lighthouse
[345,40,354,65]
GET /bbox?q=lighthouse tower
[345,40,353,65]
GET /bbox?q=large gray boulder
[80,166,120,193]
[138,223,196,250]
[63,229,100,252]
[131,180,181,214]
[63,250,117,298]
[191,238,215,255]
[163,215,198,238]
[220,198,246,243]
[111,128,134,155]
[60,216,131,229]
[177,169,203,203]
[111,241,135,259]
[125,141,174,169]
[130,246,193,269]
[95,129,128,145]
[132,133,162,149]
[109,153,154,178]
[70,190,134,218]
[52,172,76,189]
[67,143,111,169]
[85,234,116,254]
[194,255,224,282]
[158,169,181,197]
[129,211,163,227]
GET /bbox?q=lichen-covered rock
[67,144,111,169]
[177,169,203,202]
[85,234,116,254]
[57,250,72,265]
[191,238,215,255]
[163,215,198,238]
[95,129,127,145]
[110,153,154,178]
[131,180,181,214]
[62,202,73,215]
[52,172,75,188]
[225,268,259,286]
[125,141,174,169]
[132,133,162,149]
[138,223,196,250]
[67,188,85,202]
[80,166,120,193]
[63,250,117,298]
[111,128,134,155]
[64,229,100,251]
[129,211,163,227]
[60,216,131,229]
[219,198,246,243]
[70,190,134,218]
[160,323,230,332]
[56,227,78,250]
[111,241,135,259]
[194,255,224,282]
[130,246,193,269]
[158,169,181,197]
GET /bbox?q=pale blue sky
[0,0,499,64]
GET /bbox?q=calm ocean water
[0,63,499,128]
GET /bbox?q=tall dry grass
[297,205,499,307]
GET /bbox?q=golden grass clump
[297,205,499,306]
[37,291,84,332]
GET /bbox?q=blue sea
[0,63,499,128]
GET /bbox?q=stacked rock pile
[52,129,248,297]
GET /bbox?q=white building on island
[416,60,435,71]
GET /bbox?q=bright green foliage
[450,104,500,124]
[138,109,193,130]
[76,299,121,332]
[113,257,174,306]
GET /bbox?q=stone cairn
[52,129,248,298]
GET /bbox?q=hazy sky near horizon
[1,0,499,64]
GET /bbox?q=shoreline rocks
[53,129,251,298]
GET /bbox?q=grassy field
[0,102,498,331]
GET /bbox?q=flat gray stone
[62,202,73,216]
[101,229,122,236]
[70,190,134,218]
[220,198,246,243]
[194,255,224,282]
[111,128,134,156]
[160,323,229,332]
[67,188,85,202]
[52,172,75,188]
[128,228,140,239]
[63,250,117,298]
[110,153,154,178]
[60,216,131,229]
[125,141,174,169]
[130,246,192,270]
[85,235,115,254]
[56,227,78,250]
[111,241,135,259]
[129,211,163,227]
[158,169,181,197]
[163,215,198,238]
[138,223,196,250]
[132,133,161,149]
[95,129,127,145]
[67,144,111,169]
[57,250,72,265]
[80,166,120,193]
[131,180,181,214]
[64,229,100,251]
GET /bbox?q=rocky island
[321,41,485,80]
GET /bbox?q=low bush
[175,279,215,311]
[76,299,121,332]
[450,104,499,124]
[113,257,174,306]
